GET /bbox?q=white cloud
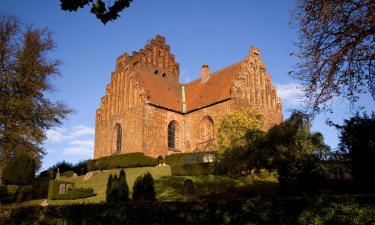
[276,83,304,106]
[70,140,94,147]
[63,146,93,157]
[71,125,95,137]
[46,125,95,143]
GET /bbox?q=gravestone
[183,179,198,201]
[55,168,61,181]
[58,183,66,194]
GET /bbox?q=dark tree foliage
[60,0,133,24]
[262,111,330,193]
[0,14,71,176]
[291,0,375,112]
[3,153,35,185]
[338,112,375,184]
[105,174,113,202]
[118,169,129,202]
[132,172,155,202]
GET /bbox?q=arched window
[200,116,214,143]
[168,121,177,149]
[115,123,122,154]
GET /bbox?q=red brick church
[94,35,283,159]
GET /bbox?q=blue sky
[2,0,374,171]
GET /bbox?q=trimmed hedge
[171,163,215,176]
[54,187,96,200]
[87,152,157,171]
[48,180,75,200]
[165,152,217,166]
[0,195,374,225]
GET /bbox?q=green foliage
[72,160,88,176]
[1,196,373,224]
[105,174,113,202]
[171,163,215,176]
[54,187,96,200]
[60,0,133,24]
[106,171,129,203]
[262,111,330,193]
[132,172,156,201]
[61,170,74,177]
[118,169,129,202]
[3,153,35,185]
[87,152,157,171]
[338,112,375,185]
[216,107,265,151]
[214,129,265,177]
[165,152,216,166]
[0,14,71,174]
[0,185,33,203]
[32,177,50,199]
[47,180,75,200]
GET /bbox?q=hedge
[171,163,215,176]
[87,152,157,171]
[0,195,374,225]
[165,152,217,166]
[48,180,75,200]
[54,187,96,200]
[0,185,33,204]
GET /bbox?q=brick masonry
[94,35,283,159]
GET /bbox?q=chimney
[201,64,210,83]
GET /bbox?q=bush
[48,180,75,200]
[61,171,74,178]
[171,163,215,176]
[106,170,129,203]
[165,152,216,166]
[132,172,155,201]
[0,185,33,203]
[54,187,96,200]
[3,153,35,185]
[32,177,50,199]
[0,196,373,225]
[88,152,157,171]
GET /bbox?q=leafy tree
[216,107,265,152]
[0,14,71,181]
[60,0,133,24]
[262,111,330,193]
[291,0,375,112]
[118,169,129,202]
[3,153,35,185]
[214,129,265,177]
[338,112,375,185]
[106,174,113,202]
[132,172,155,201]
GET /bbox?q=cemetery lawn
[18,166,278,206]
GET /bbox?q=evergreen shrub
[132,172,155,201]
[3,153,35,185]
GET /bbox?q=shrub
[118,169,129,202]
[61,171,74,177]
[3,153,35,185]
[132,172,155,201]
[171,163,215,176]
[48,180,75,200]
[106,170,129,203]
[32,177,50,199]
[88,152,157,171]
[0,185,34,203]
[55,187,96,200]
[165,152,217,166]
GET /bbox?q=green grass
[14,167,278,206]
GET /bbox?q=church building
[94,35,283,159]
